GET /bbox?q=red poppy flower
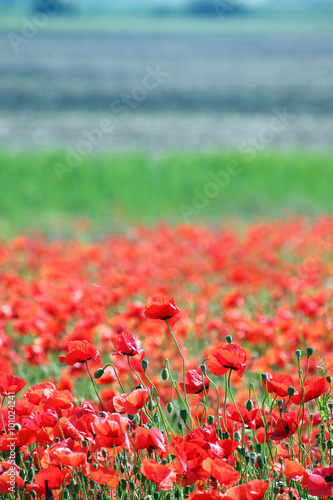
[92,413,131,452]
[140,459,176,491]
[307,465,333,497]
[207,344,247,377]
[0,462,24,494]
[179,368,210,395]
[223,479,269,500]
[134,427,167,454]
[58,340,102,366]
[111,331,143,357]
[267,412,298,441]
[86,464,119,489]
[202,457,240,487]
[144,296,180,320]
[291,375,329,405]
[0,373,27,397]
[113,388,150,414]
[264,372,298,398]
[33,466,67,490]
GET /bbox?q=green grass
[0,150,333,236]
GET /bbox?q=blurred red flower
[58,340,102,366]
[144,296,180,320]
[207,344,247,377]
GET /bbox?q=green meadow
[1,150,333,236]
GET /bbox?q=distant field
[0,28,332,153]
[1,5,333,34]
[0,150,332,236]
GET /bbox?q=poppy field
[1,216,333,499]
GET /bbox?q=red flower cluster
[0,218,332,498]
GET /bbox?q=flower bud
[14,423,21,431]
[261,373,268,383]
[200,363,207,374]
[295,349,301,359]
[161,368,169,381]
[208,415,214,425]
[327,376,332,384]
[180,409,188,422]
[142,359,149,371]
[167,402,173,414]
[246,399,254,411]
[226,335,232,344]
[306,347,314,357]
[178,422,184,432]
[94,368,105,380]
[287,386,295,397]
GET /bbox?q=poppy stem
[85,362,104,410]
[165,319,190,413]
[102,363,125,392]
[0,396,6,434]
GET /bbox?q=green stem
[85,362,104,410]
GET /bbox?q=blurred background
[0,0,333,235]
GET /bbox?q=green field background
[1,150,332,236]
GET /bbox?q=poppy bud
[257,454,264,468]
[200,364,207,374]
[279,457,284,464]
[222,432,229,439]
[55,437,60,443]
[208,415,214,425]
[180,409,188,422]
[136,384,143,390]
[178,422,184,432]
[63,492,70,500]
[167,402,173,414]
[147,400,154,412]
[142,359,149,371]
[161,368,169,381]
[27,467,35,481]
[82,440,89,448]
[307,347,314,357]
[261,373,268,383]
[98,411,108,418]
[295,349,301,359]
[153,413,160,424]
[129,481,135,490]
[327,376,332,384]
[30,492,37,500]
[256,443,262,453]
[234,431,241,442]
[226,335,232,344]
[94,368,105,380]
[246,399,254,411]
[121,479,127,491]
[327,439,333,450]
[14,423,21,431]
[287,386,295,397]
[273,486,281,495]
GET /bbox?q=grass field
[1,150,332,236]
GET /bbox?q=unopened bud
[287,386,295,397]
[142,359,149,371]
[161,368,169,381]
[226,335,232,344]
[246,399,254,411]
[94,368,105,379]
